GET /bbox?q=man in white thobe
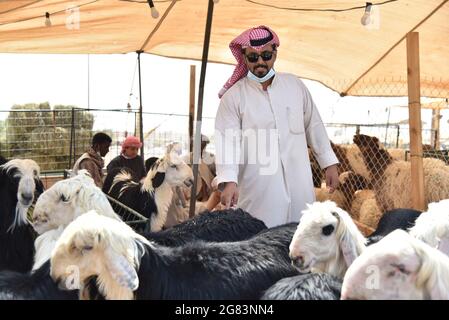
[215,26,339,228]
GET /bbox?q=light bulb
[45,12,51,27]
[361,2,372,26]
[151,6,159,19]
[147,0,159,19]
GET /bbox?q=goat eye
[170,164,177,169]
[322,224,335,236]
[82,245,93,251]
[33,170,38,176]
[60,194,69,202]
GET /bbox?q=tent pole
[406,32,425,211]
[189,65,196,156]
[189,0,215,218]
[137,50,145,159]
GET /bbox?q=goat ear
[341,231,358,267]
[437,237,449,256]
[152,172,165,188]
[105,248,139,291]
[334,210,358,267]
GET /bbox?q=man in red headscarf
[106,135,146,180]
[215,26,339,228]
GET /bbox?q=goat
[104,144,194,232]
[409,199,449,255]
[50,211,298,300]
[0,260,78,300]
[32,171,120,235]
[143,208,267,246]
[0,159,44,272]
[341,229,449,300]
[366,208,421,245]
[260,273,342,300]
[289,201,366,279]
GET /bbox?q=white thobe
[214,73,338,228]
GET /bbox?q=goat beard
[8,202,30,232]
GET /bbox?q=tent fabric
[0,0,447,98]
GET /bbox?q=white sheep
[289,201,367,279]
[409,199,449,256]
[341,229,449,300]
[32,171,120,235]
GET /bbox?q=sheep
[341,229,449,300]
[353,134,449,213]
[50,211,298,300]
[260,273,342,300]
[358,197,383,229]
[0,159,44,273]
[104,143,194,232]
[350,189,376,221]
[331,142,371,182]
[32,171,120,235]
[143,208,267,246]
[409,199,449,255]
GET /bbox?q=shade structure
[0,0,448,97]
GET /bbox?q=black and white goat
[144,208,267,246]
[261,273,342,300]
[0,159,44,272]
[50,211,298,300]
[104,144,194,232]
[366,208,421,245]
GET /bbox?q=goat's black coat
[0,164,43,273]
[0,261,77,300]
[104,167,158,221]
[143,208,268,246]
[367,208,421,245]
[0,156,7,166]
[134,223,298,299]
[261,273,342,300]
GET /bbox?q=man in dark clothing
[107,135,146,180]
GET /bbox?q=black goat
[367,208,421,245]
[143,208,267,246]
[261,273,342,300]
[0,159,44,272]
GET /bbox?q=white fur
[111,143,193,232]
[409,199,449,256]
[50,211,149,300]
[32,226,65,271]
[341,229,449,300]
[1,159,41,232]
[289,201,367,279]
[32,173,120,235]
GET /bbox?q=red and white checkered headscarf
[218,26,280,98]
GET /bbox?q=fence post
[395,125,400,148]
[406,32,425,211]
[68,107,75,168]
[189,65,196,156]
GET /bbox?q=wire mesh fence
[314,80,449,233]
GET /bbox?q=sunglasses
[245,51,275,63]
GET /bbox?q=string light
[361,2,373,26]
[45,12,51,27]
[147,0,159,19]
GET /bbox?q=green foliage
[2,102,95,170]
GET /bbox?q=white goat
[409,199,449,256]
[32,171,120,235]
[289,201,367,279]
[32,226,65,271]
[341,229,449,300]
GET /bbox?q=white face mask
[247,68,276,83]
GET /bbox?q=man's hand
[220,182,239,208]
[325,164,339,193]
